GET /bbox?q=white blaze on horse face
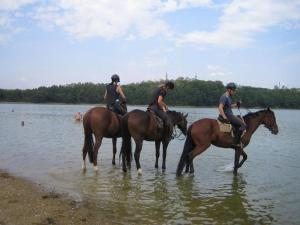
[138,168,143,175]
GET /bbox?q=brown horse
[176,107,279,176]
[82,106,122,171]
[121,110,188,174]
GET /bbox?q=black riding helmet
[165,81,175,90]
[111,74,120,83]
[226,82,237,90]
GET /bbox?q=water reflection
[174,174,274,225]
[70,168,275,225]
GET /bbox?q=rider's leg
[228,115,246,147]
[155,110,173,140]
[114,101,127,115]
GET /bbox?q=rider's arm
[218,103,227,120]
[231,103,238,108]
[117,85,126,101]
[231,100,241,108]
[158,96,168,112]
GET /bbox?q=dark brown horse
[121,110,188,174]
[176,108,279,176]
[82,106,122,171]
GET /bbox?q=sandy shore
[0,170,109,225]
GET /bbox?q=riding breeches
[227,115,246,132]
[148,105,173,138]
[107,101,127,116]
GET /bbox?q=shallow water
[0,103,299,224]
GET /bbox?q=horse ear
[184,113,188,118]
[266,107,271,111]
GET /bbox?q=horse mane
[167,110,181,117]
[167,110,182,122]
[243,109,266,124]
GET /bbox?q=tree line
[1,77,300,109]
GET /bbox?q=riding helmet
[111,74,120,83]
[165,81,175,90]
[226,82,237,90]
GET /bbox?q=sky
[0,0,300,89]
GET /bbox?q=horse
[121,109,188,174]
[176,107,279,176]
[81,106,123,171]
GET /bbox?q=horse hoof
[94,166,98,172]
[137,168,143,175]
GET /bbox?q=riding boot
[232,131,242,148]
[164,123,173,141]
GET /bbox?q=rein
[171,127,185,140]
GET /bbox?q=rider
[148,81,175,140]
[219,82,246,147]
[104,74,127,115]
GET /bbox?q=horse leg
[93,136,103,172]
[134,139,143,174]
[112,137,117,165]
[82,138,88,171]
[155,141,161,169]
[187,144,210,175]
[233,148,242,174]
[237,149,247,168]
[162,141,170,171]
[185,163,190,173]
[189,159,195,174]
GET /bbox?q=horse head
[168,111,188,136]
[262,107,279,135]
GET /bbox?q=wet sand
[0,170,109,225]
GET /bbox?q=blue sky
[0,0,300,89]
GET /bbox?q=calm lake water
[0,103,299,225]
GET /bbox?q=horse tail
[83,112,94,163]
[120,114,132,165]
[176,125,195,176]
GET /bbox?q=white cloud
[0,0,35,10]
[207,65,232,77]
[177,0,300,48]
[31,1,167,40]
[159,0,212,12]
[0,0,37,43]
[30,0,213,40]
[1,0,300,48]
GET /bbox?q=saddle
[217,115,245,138]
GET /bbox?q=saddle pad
[217,120,232,133]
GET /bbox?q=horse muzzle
[272,128,279,135]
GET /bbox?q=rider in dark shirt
[104,74,127,116]
[148,81,175,140]
[219,82,246,147]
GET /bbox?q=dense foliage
[1,78,299,108]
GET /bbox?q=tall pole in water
[166,72,168,81]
